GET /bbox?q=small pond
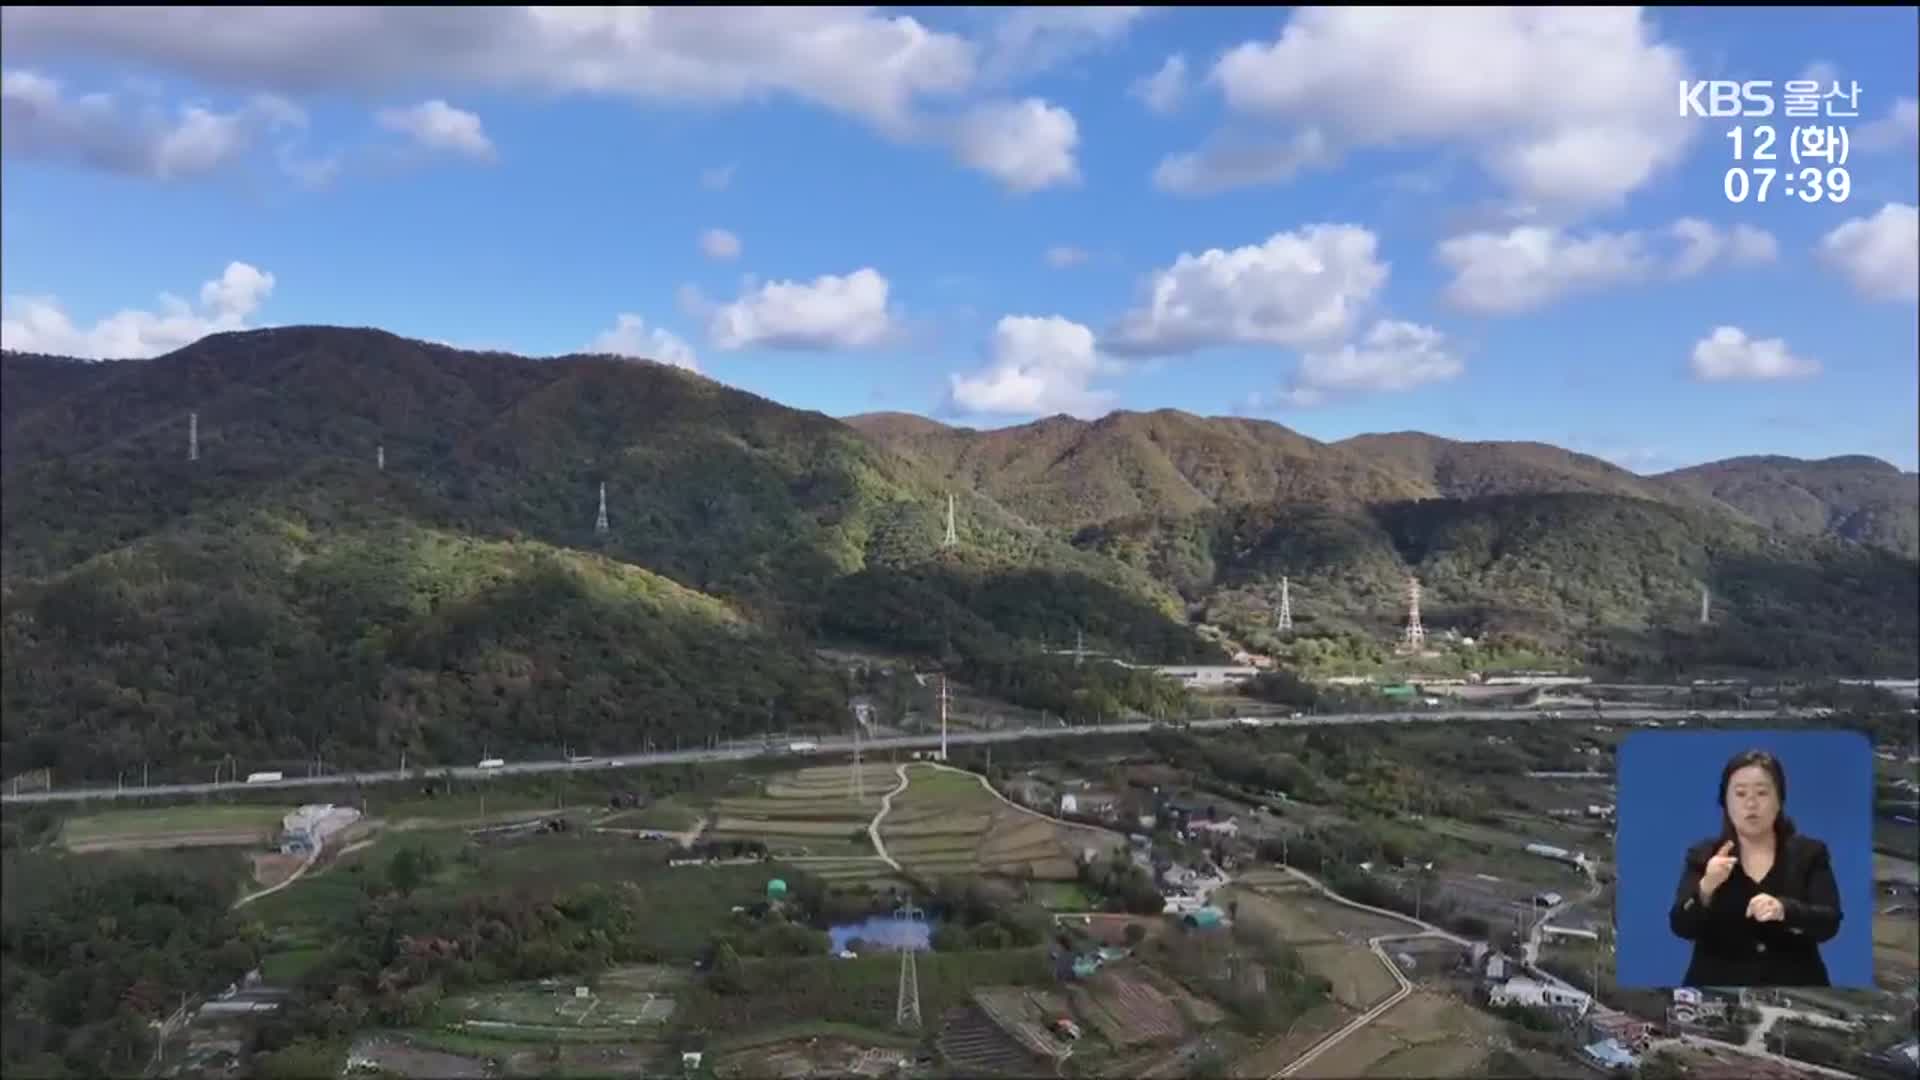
[828,914,936,953]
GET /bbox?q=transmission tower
[941,493,958,548]
[1401,576,1426,651]
[594,482,609,535]
[376,444,385,471]
[1073,627,1087,667]
[937,676,951,761]
[1276,576,1294,633]
[894,901,925,1029]
[1699,584,1711,625]
[851,706,866,803]
[188,411,199,462]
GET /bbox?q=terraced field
[880,765,1124,884]
[704,764,898,857]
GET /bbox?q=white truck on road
[477,758,505,770]
[786,741,819,754]
[245,771,283,784]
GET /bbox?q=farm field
[1225,884,1415,944]
[705,764,895,857]
[599,799,700,833]
[880,764,1124,884]
[438,977,678,1040]
[1230,1001,1361,1076]
[787,856,902,891]
[1292,991,1510,1080]
[972,987,1073,1061]
[1223,886,1409,1012]
[1873,910,1919,983]
[715,1036,909,1079]
[61,804,286,851]
[1068,964,1192,1048]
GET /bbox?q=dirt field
[348,1034,496,1079]
[1069,964,1189,1047]
[1229,1002,1359,1077]
[881,765,1124,884]
[1292,991,1505,1080]
[249,852,305,888]
[972,987,1073,1060]
[707,765,893,857]
[716,1037,907,1079]
[63,805,286,852]
[1296,943,1400,1011]
[1873,910,1919,980]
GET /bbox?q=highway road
[1,707,1777,806]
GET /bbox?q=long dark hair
[1715,748,1798,848]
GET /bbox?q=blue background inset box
[1614,729,1874,989]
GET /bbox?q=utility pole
[377,444,385,471]
[188,411,198,462]
[939,676,950,762]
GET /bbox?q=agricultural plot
[789,857,902,891]
[1231,1002,1361,1076]
[440,981,676,1039]
[1293,991,1507,1080]
[880,765,1124,884]
[715,1038,906,1079]
[1226,885,1413,945]
[936,1006,1043,1077]
[1873,910,1919,983]
[1224,887,1406,1011]
[706,764,894,857]
[1068,964,1189,1047]
[972,987,1073,1061]
[62,804,285,852]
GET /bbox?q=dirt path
[1275,931,1439,1078]
[867,765,909,871]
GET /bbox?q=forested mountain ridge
[1657,454,1920,558]
[4,328,1914,779]
[850,411,1917,557]
[1,330,1214,777]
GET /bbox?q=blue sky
[2,7,1916,472]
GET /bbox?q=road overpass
[0,707,1775,806]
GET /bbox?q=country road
[1,707,1777,806]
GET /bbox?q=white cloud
[0,10,1134,191]
[700,164,736,190]
[1,69,302,179]
[1044,245,1088,268]
[1169,9,1692,210]
[1817,203,1919,303]
[1857,98,1919,152]
[1438,219,1778,314]
[946,314,1113,417]
[977,6,1147,87]
[1,261,276,359]
[1131,54,1187,115]
[1152,129,1331,196]
[1688,326,1819,382]
[0,8,978,140]
[1106,225,1388,355]
[1668,219,1778,278]
[705,268,894,350]
[699,228,742,261]
[1268,320,1464,407]
[947,98,1079,193]
[586,314,698,371]
[374,99,495,161]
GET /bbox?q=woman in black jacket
[1669,749,1843,986]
